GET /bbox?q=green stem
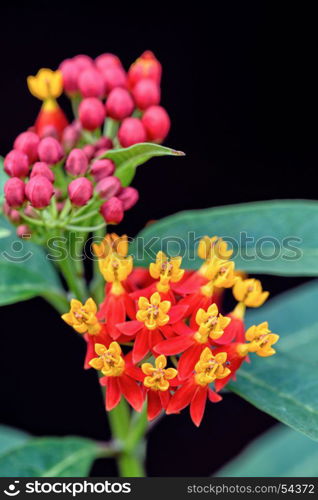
[70,94,81,119]
[56,255,87,302]
[108,400,146,477]
[42,290,70,314]
[90,227,106,304]
[104,118,119,139]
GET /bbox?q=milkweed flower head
[62,233,279,426]
[2,50,170,239]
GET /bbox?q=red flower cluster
[2,51,170,237]
[62,234,279,426]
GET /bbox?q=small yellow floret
[194,348,231,386]
[142,355,177,391]
[233,278,269,307]
[194,303,231,343]
[27,68,63,100]
[93,233,128,259]
[62,298,101,335]
[136,292,171,330]
[245,322,279,357]
[89,342,125,376]
[198,236,233,261]
[149,251,185,293]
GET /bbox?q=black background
[0,3,317,476]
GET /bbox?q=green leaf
[101,142,185,186]
[0,436,99,477]
[0,215,65,306]
[228,280,318,441]
[216,424,318,477]
[131,200,318,276]
[0,425,30,454]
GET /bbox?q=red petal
[130,283,155,301]
[208,388,223,403]
[149,329,164,350]
[178,344,204,380]
[173,321,193,336]
[174,272,207,295]
[118,374,144,411]
[83,335,96,370]
[105,377,121,411]
[214,315,245,345]
[116,320,142,337]
[159,390,170,409]
[124,353,144,381]
[168,304,189,324]
[147,390,162,420]
[166,379,197,414]
[124,294,137,320]
[104,294,126,339]
[160,324,175,338]
[154,334,194,355]
[190,386,207,426]
[127,267,155,291]
[132,327,150,363]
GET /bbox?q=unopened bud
[96,176,121,199]
[30,162,55,182]
[90,159,115,182]
[100,66,127,93]
[68,177,93,206]
[38,137,64,164]
[132,78,161,110]
[142,105,170,142]
[59,59,80,94]
[79,98,105,131]
[14,131,40,163]
[82,144,96,160]
[94,136,113,150]
[66,148,88,176]
[106,88,134,120]
[62,123,81,150]
[72,54,94,71]
[78,68,105,98]
[4,150,29,177]
[118,117,147,147]
[95,53,122,71]
[100,196,124,224]
[128,51,162,88]
[25,175,54,208]
[118,186,139,210]
[17,224,31,239]
[4,177,26,207]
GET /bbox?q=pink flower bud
[14,131,40,163]
[65,148,88,176]
[95,53,122,71]
[4,177,26,207]
[100,197,124,224]
[90,159,115,182]
[68,177,93,206]
[25,175,54,208]
[24,205,39,218]
[105,88,135,120]
[132,78,161,110]
[118,117,147,147]
[79,98,105,131]
[38,137,64,164]
[82,144,96,160]
[142,105,170,142]
[128,51,162,88]
[4,204,21,223]
[78,68,105,98]
[72,54,94,71]
[4,150,29,177]
[17,225,31,239]
[30,162,55,182]
[100,66,128,93]
[59,59,80,94]
[39,125,59,139]
[94,136,113,150]
[62,123,81,150]
[118,186,139,210]
[94,147,109,158]
[96,176,121,199]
